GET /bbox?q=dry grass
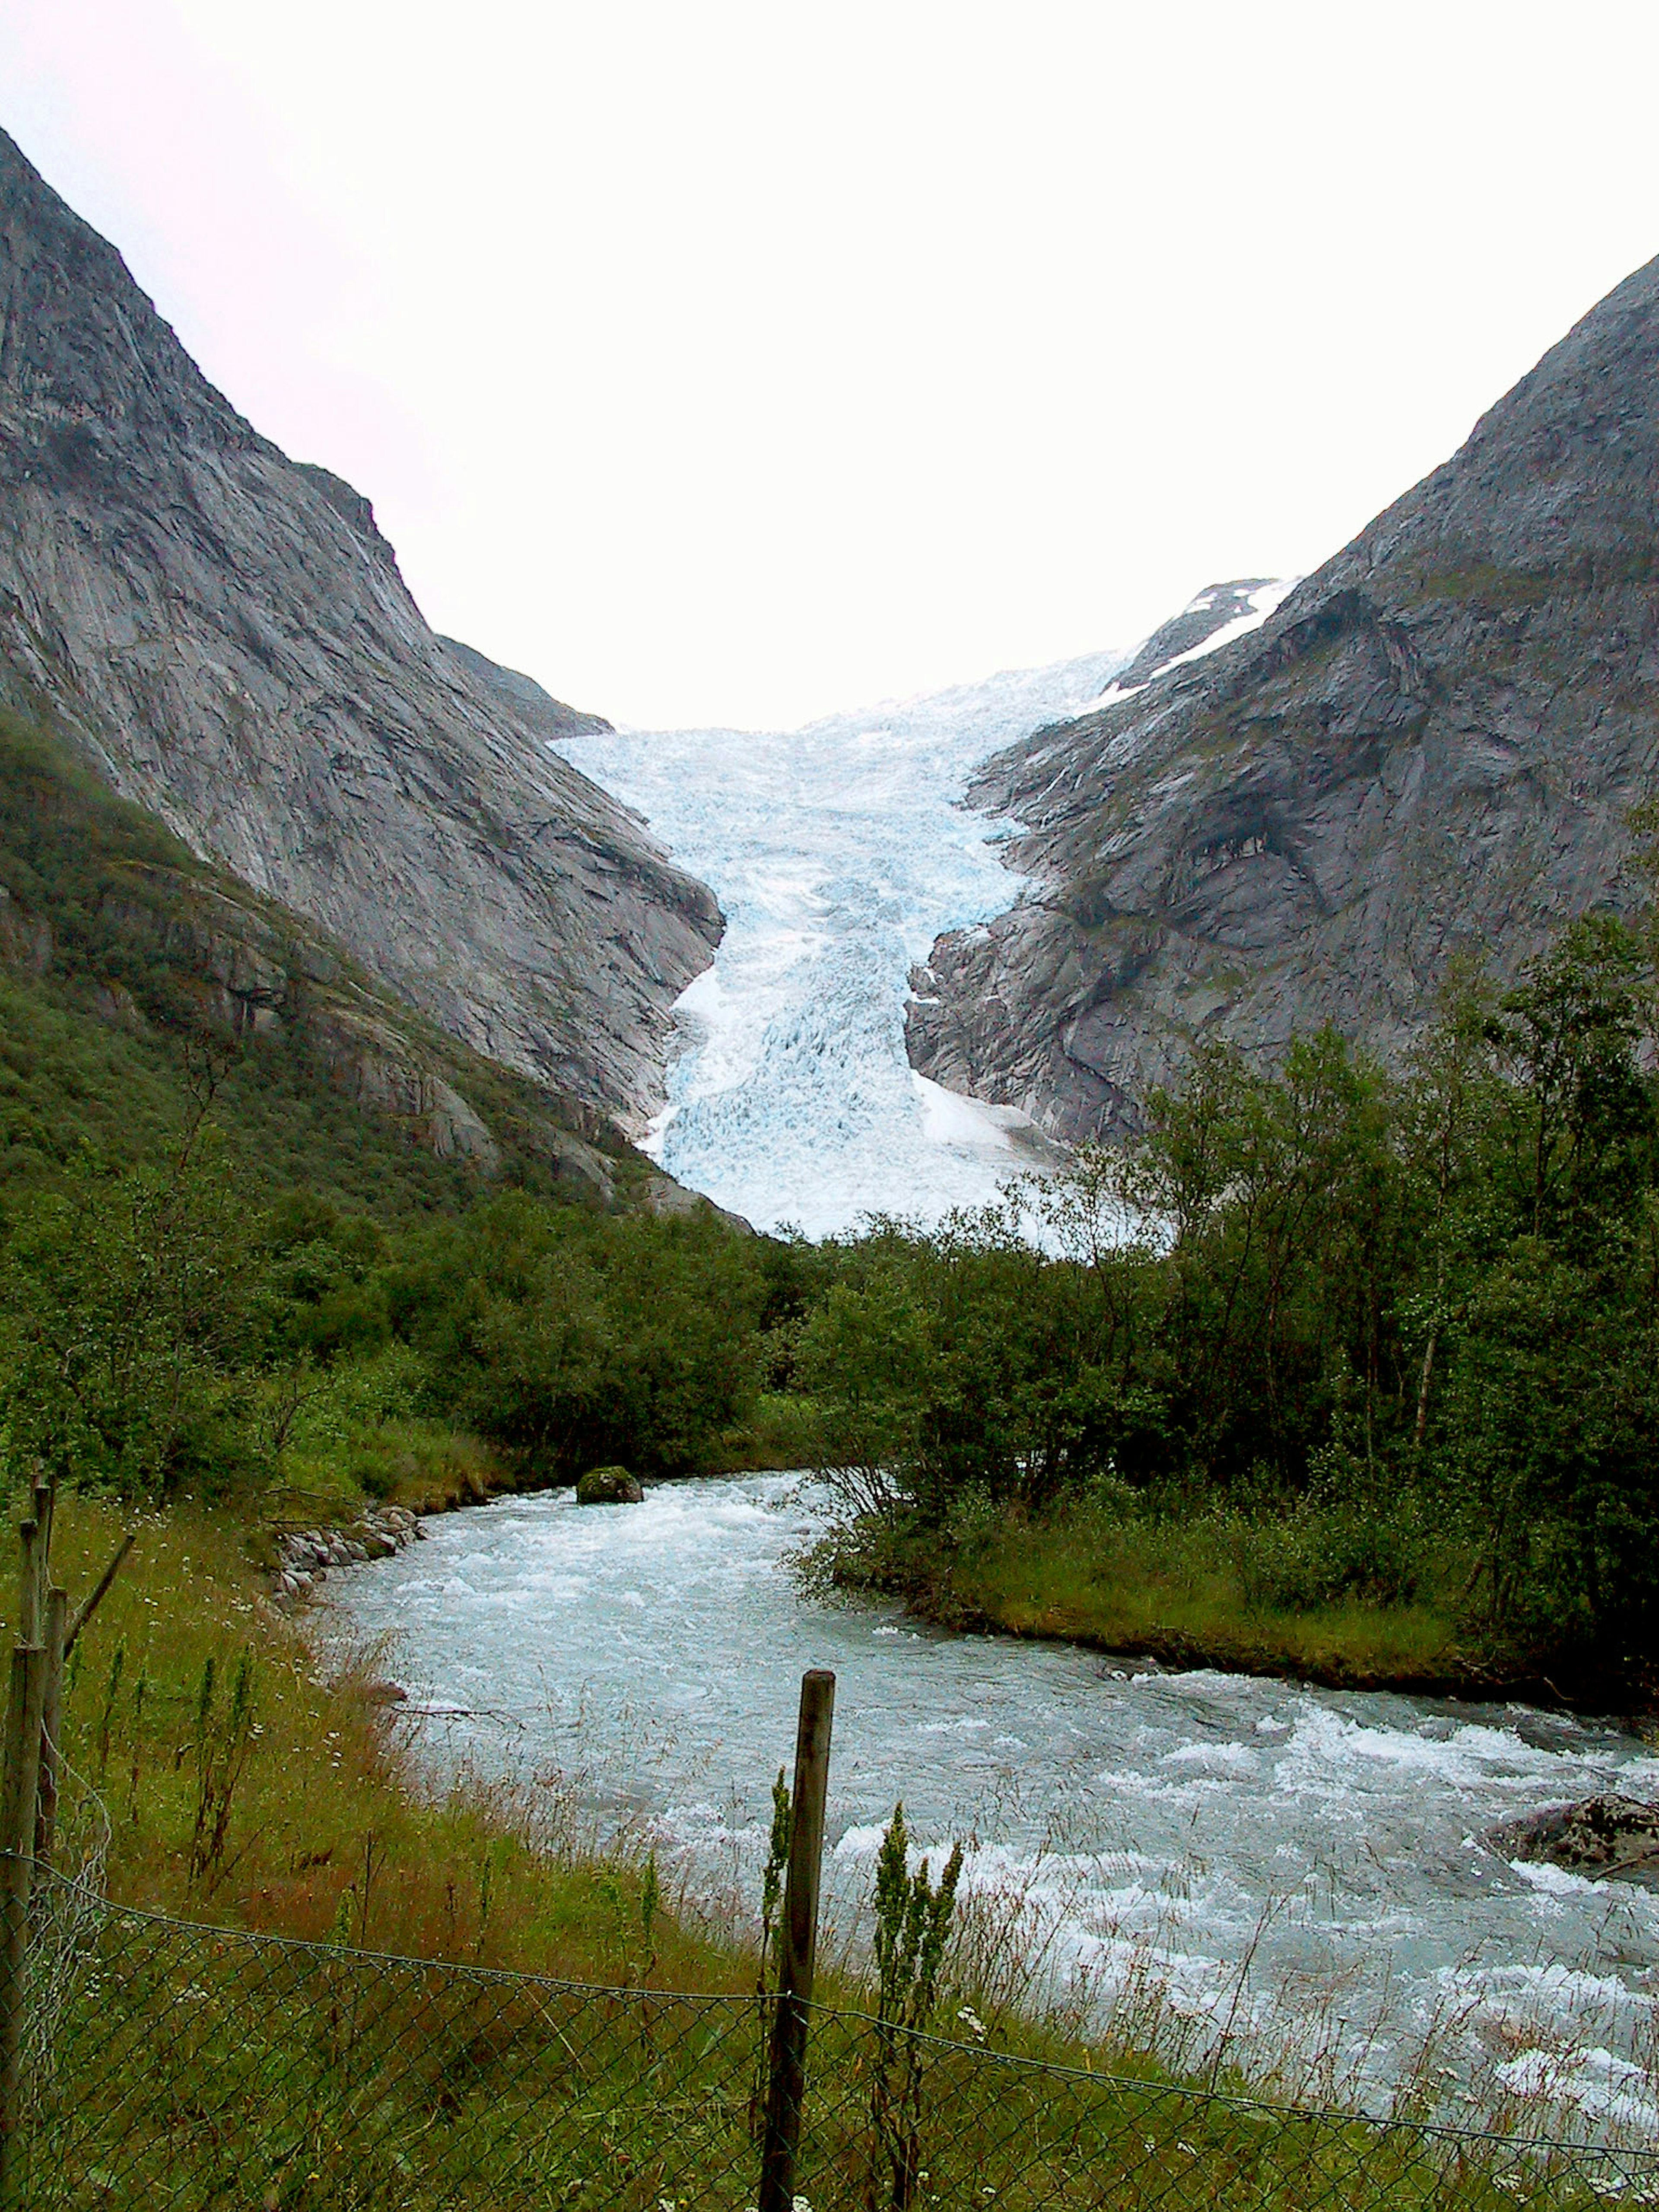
[26,1490,748,1992]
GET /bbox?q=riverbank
[31,1468,1659,2196]
[305,1435,1602,1709]
[30,1487,748,1987]
[810,1495,1619,1710]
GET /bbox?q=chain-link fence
[10,1865,1659,2210]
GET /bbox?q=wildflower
[957,2005,988,2041]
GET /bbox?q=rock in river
[1489,1793,1659,1882]
[575,1465,644,1505]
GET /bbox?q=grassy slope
[0,706,640,1214]
[37,1488,742,1989]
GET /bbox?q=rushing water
[332,1475,1659,2126]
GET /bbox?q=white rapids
[333,1476,1659,2127]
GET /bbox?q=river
[330,1474,1659,2129]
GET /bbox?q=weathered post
[34,1590,67,1874]
[14,1527,38,1653]
[0,1639,45,2212]
[0,1487,53,2211]
[759,1668,836,2212]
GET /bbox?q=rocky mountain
[436,635,612,744]
[908,258,1659,1143]
[0,700,642,1205]
[0,128,720,1131]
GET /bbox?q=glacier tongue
[560,646,1134,1236]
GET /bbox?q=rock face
[0,130,721,1129]
[908,261,1659,1143]
[437,636,612,744]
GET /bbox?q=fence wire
[14,1868,1659,2210]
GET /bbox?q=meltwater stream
[333,1476,1659,2128]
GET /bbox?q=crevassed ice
[560,647,1137,1235]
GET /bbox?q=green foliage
[0,1128,795,1506]
[0,707,807,1499]
[188,1647,258,1894]
[870,1802,964,2210]
[758,1767,791,1996]
[807,914,1659,1677]
[388,1195,780,1478]
[0,1129,267,1496]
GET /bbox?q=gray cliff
[909,258,1659,1142]
[0,129,720,1128]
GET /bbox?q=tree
[0,1128,266,1496]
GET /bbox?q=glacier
[559,589,1283,1237]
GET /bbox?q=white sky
[4,0,1659,732]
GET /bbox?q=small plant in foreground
[187,1647,257,1894]
[868,1801,963,2212]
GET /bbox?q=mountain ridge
[907,257,1659,1141]
[0,127,716,1131]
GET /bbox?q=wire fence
[12,1865,1659,2211]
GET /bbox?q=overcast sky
[5,1,1659,731]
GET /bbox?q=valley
[1,102,1658,2201]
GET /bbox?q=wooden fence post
[14,1527,38,1652]
[0,1482,54,2210]
[0,1640,45,2212]
[34,1591,67,1875]
[758,1668,836,2212]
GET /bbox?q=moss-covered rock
[575,1464,643,1506]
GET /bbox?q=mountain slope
[0,128,719,1130]
[908,260,1659,1142]
[0,702,645,1211]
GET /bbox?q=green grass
[961,1514,1464,1683]
[0,704,636,1217]
[37,1940,1614,2209]
[820,1494,1483,1693]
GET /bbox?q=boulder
[1487,1793,1659,1881]
[576,1465,644,1506]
